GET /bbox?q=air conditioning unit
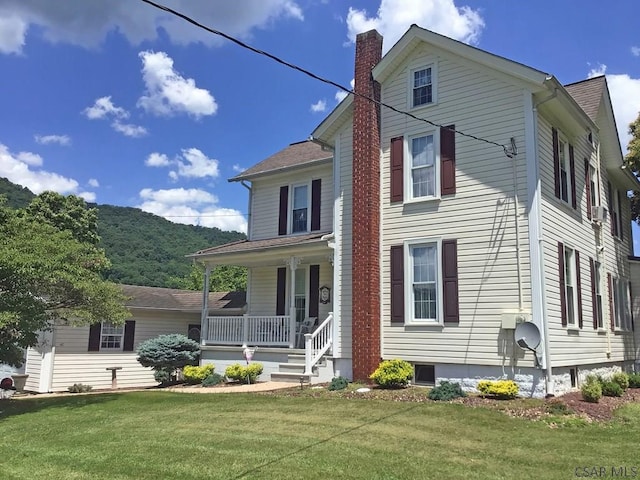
[592,205,607,223]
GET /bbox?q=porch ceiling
[189,231,334,267]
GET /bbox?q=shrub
[136,334,200,385]
[581,376,602,403]
[628,372,640,388]
[202,373,224,387]
[611,372,630,391]
[68,383,93,393]
[428,381,466,401]
[600,380,623,397]
[545,399,572,415]
[183,364,214,384]
[328,376,349,391]
[225,363,264,383]
[369,359,413,389]
[477,380,519,399]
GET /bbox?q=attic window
[411,65,436,108]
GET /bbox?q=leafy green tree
[625,112,640,222]
[0,195,129,366]
[167,263,247,292]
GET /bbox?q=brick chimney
[351,30,383,381]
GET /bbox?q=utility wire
[140,0,511,157]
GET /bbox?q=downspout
[240,181,252,239]
[527,86,557,396]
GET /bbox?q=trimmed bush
[477,380,519,399]
[328,376,349,391]
[600,380,623,397]
[581,379,602,403]
[628,372,640,388]
[225,363,263,383]
[202,373,224,387]
[183,365,214,384]
[136,334,200,386]
[68,383,93,393]
[369,359,413,389]
[428,381,465,401]
[611,372,630,391]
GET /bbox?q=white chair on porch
[296,317,316,349]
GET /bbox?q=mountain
[0,177,245,287]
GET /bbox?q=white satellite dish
[514,322,541,351]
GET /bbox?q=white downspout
[200,264,211,346]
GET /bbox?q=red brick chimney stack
[351,30,383,381]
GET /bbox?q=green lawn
[0,391,639,479]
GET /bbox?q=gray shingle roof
[230,140,332,181]
[120,285,245,311]
[564,76,605,122]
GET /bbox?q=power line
[139,0,511,156]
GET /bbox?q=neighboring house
[191,26,639,397]
[23,285,245,393]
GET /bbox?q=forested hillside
[0,178,245,287]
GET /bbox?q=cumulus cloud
[137,187,247,233]
[145,148,219,180]
[111,120,148,138]
[0,143,94,199]
[346,0,484,52]
[0,1,303,54]
[232,164,245,173]
[587,64,640,151]
[77,191,96,202]
[632,46,640,57]
[83,96,128,120]
[88,178,99,188]
[310,99,327,113]
[34,134,71,146]
[335,79,355,103]
[137,51,217,119]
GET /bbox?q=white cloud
[34,134,71,146]
[88,178,99,188]
[137,51,217,119]
[0,143,95,200]
[232,164,245,173]
[335,79,355,103]
[0,1,303,53]
[310,99,327,113]
[83,96,128,120]
[77,191,96,202]
[145,152,171,167]
[346,0,484,52]
[0,15,27,54]
[632,46,640,57]
[147,148,219,180]
[111,120,148,138]
[137,187,247,233]
[587,64,640,151]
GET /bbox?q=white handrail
[304,312,333,375]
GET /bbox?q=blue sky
[1,1,640,246]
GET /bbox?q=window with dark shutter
[575,250,583,329]
[553,128,560,199]
[276,267,287,315]
[309,265,320,318]
[442,239,459,324]
[584,159,592,220]
[278,186,288,236]
[123,320,136,352]
[390,136,404,203]
[311,179,321,231]
[88,323,101,351]
[390,245,404,323]
[569,145,576,209]
[558,242,567,326]
[590,258,597,329]
[440,125,456,195]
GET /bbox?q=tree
[0,194,129,366]
[167,263,247,292]
[624,112,640,222]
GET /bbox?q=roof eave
[311,95,354,144]
[228,155,333,182]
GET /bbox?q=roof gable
[564,76,605,123]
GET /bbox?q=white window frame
[404,238,443,325]
[613,276,632,331]
[408,63,437,109]
[404,131,440,202]
[293,266,308,324]
[589,163,598,210]
[100,321,124,351]
[594,261,604,330]
[289,183,310,234]
[610,185,623,238]
[563,245,578,327]
[558,134,573,206]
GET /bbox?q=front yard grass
[0,390,638,479]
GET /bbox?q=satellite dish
[514,322,541,351]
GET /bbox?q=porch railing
[205,315,291,347]
[304,312,333,375]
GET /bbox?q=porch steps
[270,354,326,383]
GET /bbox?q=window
[558,138,571,204]
[594,261,604,329]
[589,165,598,210]
[411,66,434,107]
[291,185,308,233]
[612,277,632,331]
[414,364,435,386]
[410,134,436,198]
[552,128,575,208]
[100,322,124,350]
[294,267,307,324]
[563,246,577,326]
[609,183,623,239]
[187,324,201,343]
[405,240,441,323]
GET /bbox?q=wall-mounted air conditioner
[592,206,607,223]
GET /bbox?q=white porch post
[287,256,300,348]
[200,264,211,345]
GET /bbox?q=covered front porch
[190,232,336,375]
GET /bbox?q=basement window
[414,364,435,386]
